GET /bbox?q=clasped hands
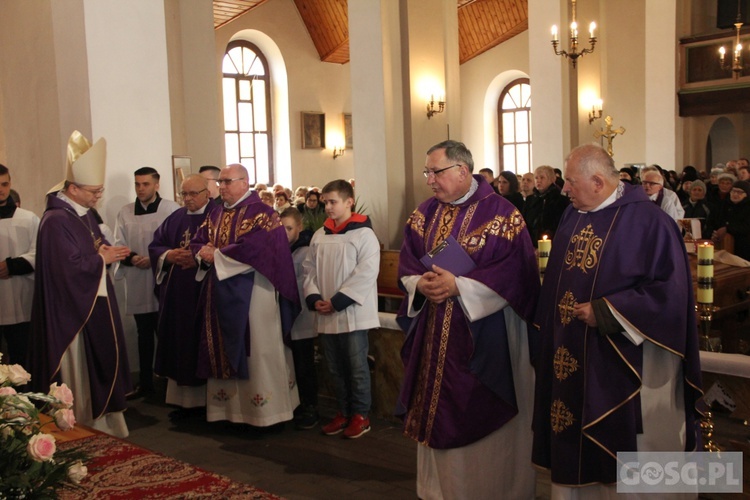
[416,265,459,304]
[166,248,197,269]
[197,243,217,264]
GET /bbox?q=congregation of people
[4,130,750,498]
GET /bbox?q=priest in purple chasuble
[191,164,300,427]
[148,175,216,411]
[29,131,132,438]
[397,140,540,499]
[531,144,703,496]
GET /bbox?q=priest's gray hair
[427,140,475,173]
[567,143,618,181]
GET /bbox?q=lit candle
[589,22,596,39]
[697,241,714,304]
[720,46,726,63]
[735,43,742,59]
[551,25,558,42]
[571,21,578,39]
[538,236,551,276]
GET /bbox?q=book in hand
[420,235,477,277]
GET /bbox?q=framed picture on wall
[343,113,353,149]
[302,112,325,149]
[172,155,191,205]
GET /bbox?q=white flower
[0,364,31,386]
[67,461,88,484]
[53,409,76,431]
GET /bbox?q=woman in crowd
[497,170,524,212]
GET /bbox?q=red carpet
[58,434,284,499]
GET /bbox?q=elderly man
[397,140,540,498]
[532,144,703,497]
[0,164,39,366]
[148,175,216,420]
[191,163,300,427]
[114,167,179,399]
[640,167,684,221]
[522,164,569,246]
[29,130,132,437]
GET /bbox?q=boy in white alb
[303,180,380,438]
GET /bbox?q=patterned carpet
[58,434,284,499]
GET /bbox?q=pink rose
[27,433,56,462]
[54,408,76,431]
[67,461,88,484]
[48,382,74,409]
[0,386,17,397]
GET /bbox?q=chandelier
[551,0,597,69]
[719,1,745,79]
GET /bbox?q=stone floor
[123,391,552,499]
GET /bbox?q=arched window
[222,41,274,185]
[498,78,532,174]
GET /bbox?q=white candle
[589,22,596,39]
[551,25,558,42]
[697,241,714,304]
[538,236,551,275]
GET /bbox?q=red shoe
[322,412,349,435]
[343,413,371,439]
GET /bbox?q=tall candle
[538,236,551,275]
[697,241,714,304]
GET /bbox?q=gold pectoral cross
[179,228,192,248]
[594,115,625,157]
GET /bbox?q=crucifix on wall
[594,115,626,157]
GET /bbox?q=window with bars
[498,78,532,174]
[222,41,274,185]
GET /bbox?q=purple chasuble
[190,191,300,380]
[531,183,703,485]
[29,193,131,419]
[397,176,540,449]
[149,199,215,386]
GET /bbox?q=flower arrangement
[0,353,87,499]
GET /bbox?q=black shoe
[126,385,154,401]
[294,406,320,430]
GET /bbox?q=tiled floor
[124,390,552,499]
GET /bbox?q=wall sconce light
[427,95,445,119]
[332,146,345,159]
[588,99,603,124]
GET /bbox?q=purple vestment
[148,200,215,386]
[29,193,131,419]
[531,183,703,485]
[397,176,540,449]
[190,191,300,380]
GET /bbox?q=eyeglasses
[641,181,661,187]
[180,189,207,198]
[217,177,245,185]
[75,184,105,195]
[423,164,462,178]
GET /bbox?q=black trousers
[134,312,158,390]
[0,321,29,366]
[291,337,318,408]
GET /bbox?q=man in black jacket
[522,165,569,247]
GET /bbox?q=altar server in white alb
[114,167,179,398]
[303,179,380,439]
[0,164,39,366]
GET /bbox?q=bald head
[219,163,250,206]
[181,174,210,211]
[561,144,620,211]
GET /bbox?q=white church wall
[214,0,353,190]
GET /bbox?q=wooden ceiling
[213,0,528,64]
